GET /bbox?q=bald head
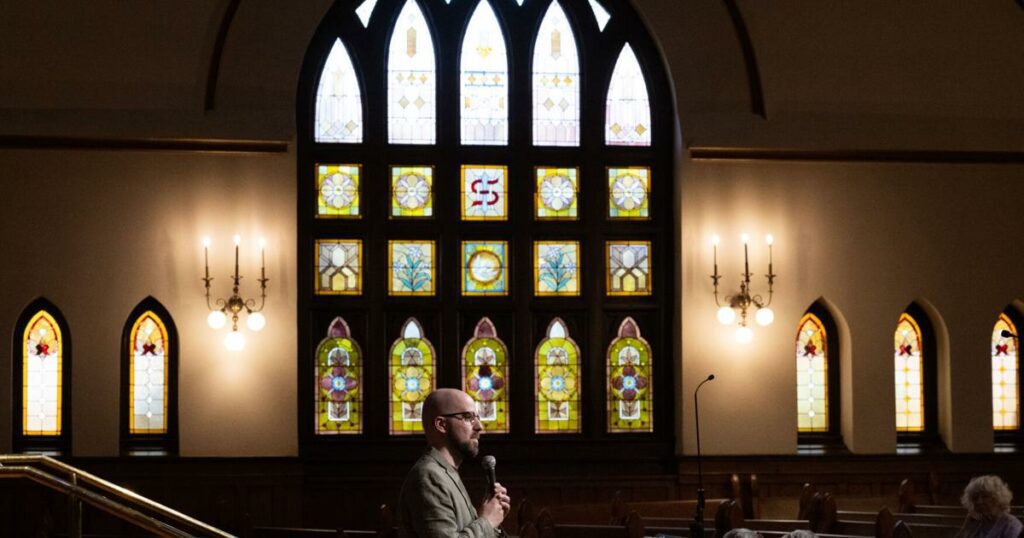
[421,389,481,463]
[422,388,475,430]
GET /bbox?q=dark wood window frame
[896,302,944,451]
[120,296,180,456]
[797,300,845,451]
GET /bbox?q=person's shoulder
[406,452,447,482]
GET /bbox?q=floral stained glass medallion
[462,318,509,432]
[129,311,169,434]
[388,0,436,144]
[608,317,652,432]
[317,164,361,218]
[462,241,509,296]
[391,166,433,218]
[608,167,649,219]
[316,240,362,295]
[461,165,508,220]
[532,1,580,146]
[993,314,1019,431]
[534,241,580,296]
[390,318,436,434]
[315,39,363,143]
[316,318,362,434]
[389,241,435,296]
[796,313,828,432]
[460,0,509,145]
[535,167,578,220]
[605,44,651,146]
[535,318,581,433]
[894,313,924,432]
[606,241,651,295]
[22,311,63,436]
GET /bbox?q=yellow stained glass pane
[390,318,436,435]
[462,241,508,296]
[607,317,653,432]
[462,318,510,433]
[608,167,650,219]
[534,241,580,296]
[316,164,361,218]
[316,239,362,295]
[535,318,581,433]
[606,241,651,295]
[993,314,1019,431]
[316,317,362,434]
[389,241,435,296]
[23,311,63,436]
[535,167,578,220]
[796,313,829,433]
[391,166,433,218]
[129,311,169,435]
[461,165,508,220]
[895,313,924,432]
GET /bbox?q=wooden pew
[247,503,393,538]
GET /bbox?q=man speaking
[398,389,512,537]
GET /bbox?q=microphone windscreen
[708,374,715,381]
[482,455,496,471]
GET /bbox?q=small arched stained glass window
[315,39,363,143]
[388,0,436,144]
[462,318,509,432]
[532,1,579,146]
[535,318,581,433]
[993,313,1019,431]
[128,311,169,435]
[316,317,362,434]
[605,44,651,146]
[796,313,828,433]
[608,317,652,432]
[22,310,64,437]
[460,0,509,145]
[390,318,436,434]
[895,313,924,432]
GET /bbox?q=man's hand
[480,482,511,530]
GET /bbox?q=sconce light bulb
[225,331,246,352]
[203,236,211,248]
[259,237,267,249]
[756,307,775,326]
[233,234,241,246]
[246,312,266,332]
[741,233,749,244]
[207,310,227,330]
[765,234,774,245]
[717,306,737,325]
[735,326,753,344]
[712,234,720,246]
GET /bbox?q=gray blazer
[397,447,498,538]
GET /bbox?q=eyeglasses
[439,411,481,423]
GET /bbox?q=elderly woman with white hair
[956,475,1022,538]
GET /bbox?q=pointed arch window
[607,317,652,432]
[532,1,580,146]
[463,318,509,433]
[797,313,828,433]
[316,317,363,434]
[535,318,581,433]
[390,318,436,434]
[121,298,178,455]
[460,0,509,145]
[993,313,1020,432]
[388,0,436,144]
[316,39,363,143]
[894,312,924,433]
[14,299,71,454]
[605,44,651,146]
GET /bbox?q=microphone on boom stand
[691,374,715,538]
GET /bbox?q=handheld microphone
[482,455,497,496]
[1001,330,1018,339]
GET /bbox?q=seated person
[957,475,1022,538]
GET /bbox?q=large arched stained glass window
[462,318,509,433]
[535,318,581,433]
[608,317,652,432]
[316,317,363,434]
[993,313,1019,431]
[460,0,509,145]
[390,318,436,434]
[532,1,580,146]
[895,313,924,433]
[13,299,71,454]
[315,39,363,143]
[121,297,179,455]
[796,313,828,432]
[605,44,651,146]
[388,0,436,144]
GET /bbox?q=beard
[450,431,480,460]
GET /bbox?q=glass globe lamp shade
[225,331,246,351]
[717,306,736,325]
[246,312,266,332]
[735,326,753,344]
[755,307,775,327]
[207,310,227,330]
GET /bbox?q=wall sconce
[711,233,776,344]
[203,235,269,351]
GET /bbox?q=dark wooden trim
[721,0,767,118]
[689,146,1024,164]
[0,135,288,153]
[205,0,244,112]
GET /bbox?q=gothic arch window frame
[120,296,180,456]
[895,302,941,448]
[12,297,72,455]
[994,305,1024,445]
[296,0,676,461]
[796,300,842,448]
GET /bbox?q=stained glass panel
[460,0,509,145]
[316,318,362,434]
[608,166,650,219]
[317,164,361,218]
[532,1,579,146]
[993,314,1019,431]
[389,241,435,296]
[23,311,63,436]
[608,318,652,432]
[355,0,378,27]
[391,166,433,218]
[796,313,828,433]
[605,44,651,146]
[316,239,362,295]
[388,0,436,144]
[129,311,169,435]
[462,241,509,296]
[461,165,508,220]
[315,39,363,143]
[606,241,651,295]
[535,167,578,220]
[535,318,581,433]
[534,241,580,296]
[895,313,924,432]
[390,318,436,435]
[463,318,509,432]
[588,0,611,31]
